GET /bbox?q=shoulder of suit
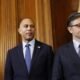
[58,41,72,49]
[56,41,72,54]
[8,43,22,51]
[35,40,52,48]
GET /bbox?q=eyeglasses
[70,23,80,27]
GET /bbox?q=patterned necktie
[25,44,31,72]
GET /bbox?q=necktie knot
[25,44,30,47]
[78,44,80,56]
[79,45,80,48]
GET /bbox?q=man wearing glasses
[52,12,80,80]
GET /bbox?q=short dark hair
[66,12,80,27]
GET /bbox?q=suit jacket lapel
[30,40,42,71]
[69,41,80,61]
[17,44,29,74]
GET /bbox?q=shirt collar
[22,39,35,49]
[73,39,80,50]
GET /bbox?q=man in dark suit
[52,12,80,80]
[4,18,54,80]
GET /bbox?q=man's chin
[25,38,33,42]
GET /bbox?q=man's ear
[67,27,73,34]
[18,28,21,34]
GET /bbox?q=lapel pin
[37,46,40,48]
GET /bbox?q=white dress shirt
[73,39,80,55]
[22,39,35,59]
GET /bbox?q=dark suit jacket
[4,40,54,80]
[52,41,80,80]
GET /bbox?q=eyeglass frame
[70,23,80,27]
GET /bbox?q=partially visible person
[52,12,80,80]
[4,18,54,80]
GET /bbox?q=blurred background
[0,0,80,79]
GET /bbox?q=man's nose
[27,26,31,29]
